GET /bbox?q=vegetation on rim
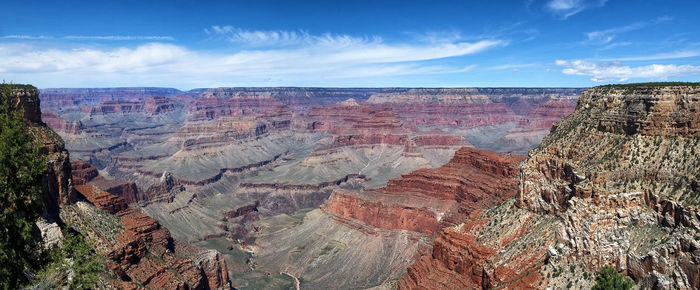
[0,83,47,288]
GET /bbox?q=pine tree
[592,265,635,290]
[0,84,47,288]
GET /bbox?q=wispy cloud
[555,59,700,81]
[63,35,175,41]
[585,16,672,44]
[597,50,700,62]
[545,0,607,19]
[204,26,373,47]
[205,26,315,46]
[1,35,52,40]
[489,63,539,70]
[0,28,504,87]
[1,35,175,41]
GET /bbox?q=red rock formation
[223,202,259,221]
[42,111,86,135]
[75,184,231,289]
[324,192,440,234]
[516,99,577,130]
[6,85,75,220]
[144,96,176,114]
[39,87,183,110]
[71,161,149,204]
[105,182,147,204]
[188,94,291,121]
[323,147,525,234]
[79,96,178,116]
[398,207,552,290]
[74,185,128,214]
[383,147,524,205]
[82,100,144,115]
[71,161,99,185]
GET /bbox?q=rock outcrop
[399,200,559,289]
[4,85,75,220]
[71,160,99,185]
[37,86,588,289]
[39,87,183,110]
[71,185,231,289]
[323,147,525,234]
[398,84,700,290]
[517,84,700,289]
[8,84,232,288]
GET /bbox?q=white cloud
[585,16,672,44]
[555,59,700,81]
[1,35,52,40]
[489,63,538,70]
[63,35,175,41]
[597,50,700,62]
[205,26,313,46]
[0,30,503,88]
[1,35,174,41]
[204,26,378,48]
[545,0,607,19]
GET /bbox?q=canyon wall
[9,84,233,289]
[4,85,75,221]
[516,84,699,289]
[397,84,699,290]
[38,86,584,289]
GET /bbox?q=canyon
[36,86,581,289]
[28,84,699,289]
[8,85,230,288]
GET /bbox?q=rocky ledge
[323,147,525,234]
[3,84,74,221]
[71,185,231,289]
[518,84,700,289]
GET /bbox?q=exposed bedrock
[42,110,86,135]
[398,200,559,289]
[516,85,700,289]
[39,87,183,110]
[70,160,99,185]
[6,85,75,220]
[70,185,232,289]
[196,87,382,113]
[322,147,524,233]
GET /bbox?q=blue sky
[1,0,699,89]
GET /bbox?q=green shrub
[592,265,635,290]
[0,84,47,288]
[62,228,103,289]
[33,227,103,289]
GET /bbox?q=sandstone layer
[516,85,700,289]
[70,185,232,289]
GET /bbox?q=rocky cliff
[4,85,75,221]
[9,84,232,289]
[365,88,581,153]
[322,147,524,234]
[37,86,586,289]
[398,84,700,290]
[70,185,232,289]
[40,87,183,111]
[516,84,700,289]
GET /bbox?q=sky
[1,0,700,89]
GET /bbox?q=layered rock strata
[71,185,231,289]
[517,85,700,289]
[4,85,75,220]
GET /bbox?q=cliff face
[71,185,231,289]
[518,85,700,289]
[5,85,75,220]
[323,147,525,234]
[398,85,699,290]
[8,84,232,288]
